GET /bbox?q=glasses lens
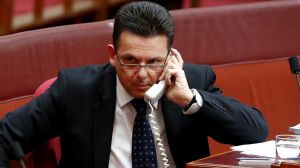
[123,64,140,71]
[147,65,164,72]
[122,64,164,72]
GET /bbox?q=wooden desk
[186,151,248,167]
[186,151,300,168]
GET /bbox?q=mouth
[135,84,150,90]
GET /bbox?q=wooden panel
[64,0,73,14]
[272,162,300,168]
[1,0,122,35]
[34,0,43,21]
[186,151,243,167]
[0,0,13,35]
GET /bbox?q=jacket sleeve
[189,65,269,145]
[0,70,67,167]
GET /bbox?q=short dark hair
[113,1,175,50]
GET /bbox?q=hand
[159,48,194,107]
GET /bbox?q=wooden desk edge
[186,150,300,168]
[186,151,237,168]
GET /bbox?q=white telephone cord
[147,102,170,168]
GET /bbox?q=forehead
[117,31,168,58]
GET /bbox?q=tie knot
[131,98,147,115]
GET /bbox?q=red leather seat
[26,77,60,168]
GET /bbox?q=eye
[123,56,137,64]
[148,59,163,65]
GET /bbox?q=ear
[107,44,116,67]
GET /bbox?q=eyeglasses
[116,53,169,72]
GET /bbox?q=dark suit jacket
[0,63,268,168]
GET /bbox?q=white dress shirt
[108,76,203,168]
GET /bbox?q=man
[0,1,268,168]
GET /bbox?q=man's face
[108,31,169,98]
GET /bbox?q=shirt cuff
[182,89,203,115]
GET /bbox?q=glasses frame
[115,50,170,72]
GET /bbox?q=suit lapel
[162,97,183,138]
[93,66,117,168]
[161,97,183,165]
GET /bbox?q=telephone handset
[144,80,167,104]
[144,80,170,168]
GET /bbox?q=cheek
[148,71,162,84]
[117,69,134,85]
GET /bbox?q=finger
[171,48,179,56]
[159,63,172,82]
[164,68,181,86]
[171,48,184,67]
[159,65,169,81]
[164,69,173,85]
[159,49,182,81]
[168,55,181,70]
[159,54,174,80]
[159,64,167,80]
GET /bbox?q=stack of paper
[231,141,276,167]
[289,123,300,135]
[231,140,276,158]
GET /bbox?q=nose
[136,65,148,80]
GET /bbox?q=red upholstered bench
[27,78,60,168]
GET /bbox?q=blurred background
[0,0,274,36]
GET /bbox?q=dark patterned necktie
[131,98,158,168]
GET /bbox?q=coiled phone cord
[147,102,170,168]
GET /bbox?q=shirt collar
[116,76,134,108]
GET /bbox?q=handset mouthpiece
[144,80,166,104]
